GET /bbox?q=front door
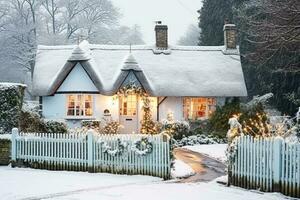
[119,95,138,134]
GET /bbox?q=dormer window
[67,94,93,117]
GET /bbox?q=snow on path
[171,159,195,179]
[183,144,227,163]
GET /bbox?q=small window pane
[67,94,93,117]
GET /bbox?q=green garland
[117,83,146,97]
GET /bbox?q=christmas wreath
[101,138,126,156]
[131,137,153,156]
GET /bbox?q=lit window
[67,94,93,117]
[183,98,216,120]
[120,95,137,116]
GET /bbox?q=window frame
[66,94,94,118]
[183,97,216,120]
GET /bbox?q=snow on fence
[230,135,300,198]
[11,128,171,179]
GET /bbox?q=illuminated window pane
[120,95,137,116]
[183,98,216,120]
[67,94,93,117]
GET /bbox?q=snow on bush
[0,83,26,134]
[20,107,67,134]
[176,134,227,147]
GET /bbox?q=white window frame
[66,94,94,118]
[183,97,216,120]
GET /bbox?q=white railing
[11,128,171,179]
[230,135,300,198]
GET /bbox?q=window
[183,98,216,120]
[67,94,93,117]
[120,95,137,116]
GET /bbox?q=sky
[111,0,202,45]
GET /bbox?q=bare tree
[80,0,120,40]
[238,0,300,72]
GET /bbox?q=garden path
[173,148,226,183]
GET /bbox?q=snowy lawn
[171,159,195,178]
[0,166,289,200]
[183,144,227,163]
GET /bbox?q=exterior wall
[43,94,66,120]
[57,63,98,92]
[43,94,158,129]
[158,97,183,121]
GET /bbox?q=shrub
[19,109,67,133]
[0,83,26,134]
[81,120,101,129]
[101,121,121,134]
[161,120,190,140]
[44,120,67,133]
[176,134,227,147]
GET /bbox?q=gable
[121,71,142,88]
[57,63,98,92]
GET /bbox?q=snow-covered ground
[171,159,195,178]
[0,166,287,200]
[183,144,227,163]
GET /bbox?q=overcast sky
[111,0,202,45]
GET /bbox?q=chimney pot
[223,24,237,49]
[155,23,168,49]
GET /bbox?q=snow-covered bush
[0,83,26,134]
[19,109,67,133]
[44,120,67,133]
[161,120,190,140]
[81,120,101,129]
[175,134,227,147]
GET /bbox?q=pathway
[173,148,226,183]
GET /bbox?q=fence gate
[230,135,300,198]
[11,128,171,179]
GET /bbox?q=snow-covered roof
[33,41,247,97]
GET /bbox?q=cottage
[33,23,247,133]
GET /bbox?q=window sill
[65,116,96,120]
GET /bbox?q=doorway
[119,94,139,134]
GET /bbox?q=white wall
[42,94,66,120]
[158,97,183,121]
[57,63,98,92]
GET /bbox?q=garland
[131,137,153,156]
[117,82,146,97]
[101,138,126,156]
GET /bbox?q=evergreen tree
[198,0,233,45]
[140,96,156,134]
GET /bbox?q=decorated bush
[0,83,26,134]
[161,112,190,140]
[101,121,121,134]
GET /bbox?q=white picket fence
[230,135,300,198]
[11,128,171,179]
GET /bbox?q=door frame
[119,94,140,134]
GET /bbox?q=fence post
[11,128,18,167]
[87,129,94,173]
[273,136,283,192]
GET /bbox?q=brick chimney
[155,21,168,49]
[223,24,237,49]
